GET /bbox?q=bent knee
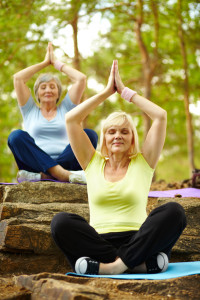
[51,212,82,236]
[51,212,70,232]
[8,129,25,146]
[165,202,187,227]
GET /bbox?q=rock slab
[0,181,200,299]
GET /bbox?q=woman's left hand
[105,60,116,95]
[49,42,56,65]
[114,60,125,94]
[44,42,51,65]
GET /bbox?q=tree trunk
[70,10,89,128]
[134,0,159,139]
[177,0,195,175]
[134,0,160,181]
[71,13,81,71]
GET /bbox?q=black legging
[51,202,186,271]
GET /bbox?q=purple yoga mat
[0,179,66,185]
[148,188,200,198]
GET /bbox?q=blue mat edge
[66,261,200,280]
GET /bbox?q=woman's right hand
[104,60,116,96]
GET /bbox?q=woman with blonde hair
[51,60,186,275]
[8,42,98,183]
[99,111,140,158]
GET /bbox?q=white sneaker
[146,252,168,274]
[17,170,41,183]
[69,170,86,184]
[75,257,99,274]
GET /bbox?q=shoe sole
[158,252,168,272]
[75,256,89,274]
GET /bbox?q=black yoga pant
[51,202,186,271]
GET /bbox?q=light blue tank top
[19,93,76,160]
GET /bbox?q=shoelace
[86,258,99,275]
[146,256,161,274]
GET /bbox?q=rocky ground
[0,179,200,299]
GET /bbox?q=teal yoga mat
[66,261,200,280]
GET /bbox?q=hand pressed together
[105,60,125,96]
[44,42,56,66]
[114,60,125,94]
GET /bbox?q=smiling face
[34,73,62,104]
[105,123,134,156]
[100,112,140,158]
[37,80,59,104]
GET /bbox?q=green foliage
[0,0,199,182]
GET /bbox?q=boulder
[1,181,88,204]
[0,181,200,300]
[0,182,89,276]
[0,182,200,274]
[0,202,89,253]
[2,272,198,300]
[16,273,108,300]
[152,197,200,262]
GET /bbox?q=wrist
[43,60,50,67]
[103,88,114,98]
[54,60,65,72]
[118,84,125,94]
[121,87,137,102]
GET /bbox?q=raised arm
[115,61,167,169]
[66,62,116,170]
[13,43,51,106]
[49,44,86,105]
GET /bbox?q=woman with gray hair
[8,42,98,183]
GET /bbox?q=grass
[156,154,200,182]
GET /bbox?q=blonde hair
[100,111,140,158]
[34,73,62,103]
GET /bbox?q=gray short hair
[34,73,62,103]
